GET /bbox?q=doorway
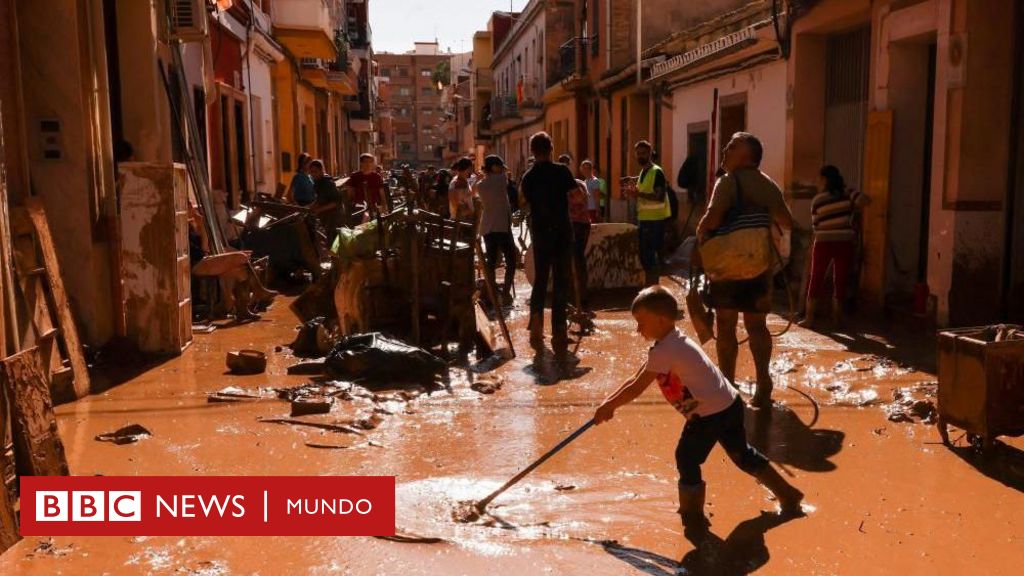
[718,94,746,149]
[885,38,937,308]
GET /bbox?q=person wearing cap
[475,155,516,304]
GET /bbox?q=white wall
[244,55,277,192]
[669,60,788,187]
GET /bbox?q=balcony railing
[348,21,372,50]
[490,95,518,121]
[553,36,594,87]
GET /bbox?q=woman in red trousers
[801,165,870,328]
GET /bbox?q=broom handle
[476,419,595,509]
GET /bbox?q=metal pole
[636,0,642,87]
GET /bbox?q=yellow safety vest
[637,164,671,221]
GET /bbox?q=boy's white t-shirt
[646,328,738,418]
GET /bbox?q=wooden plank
[860,110,893,312]
[24,197,91,399]
[0,366,21,554]
[0,346,69,477]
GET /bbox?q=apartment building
[376,42,451,168]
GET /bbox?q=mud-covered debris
[352,413,384,430]
[554,484,577,491]
[95,424,152,445]
[226,350,266,375]
[884,387,937,424]
[304,442,349,450]
[286,360,326,376]
[470,376,504,394]
[276,381,352,402]
[258,417,364,435]
[207,386,273,403]
[375,533,445,544]
[289,316,335,358]
[980,324,1023,342]
[291,396,333,417]
[27,538,74,558]
[326,333,446,384]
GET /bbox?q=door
[824,26,871,195]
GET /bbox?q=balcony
[272,0,337,60]
[552,36,593,89]
[326,69,357,95]
[474,68,493,92]
[490,95,518,122]
[348,20,372,51]
[300,58,329,89]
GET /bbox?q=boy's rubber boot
[753,465,805,517]
[678,482,711,539]
[798,298,817,328]
[528,314,545,351]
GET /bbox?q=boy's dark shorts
[675,397,769,486]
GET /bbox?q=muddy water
[2,275,1024,575]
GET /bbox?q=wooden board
[0,347,69,477]
[24,197,90,399]
[0,368,21,554]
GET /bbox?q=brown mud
[2,272,1023,574]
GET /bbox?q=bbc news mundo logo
[21,476,394,536]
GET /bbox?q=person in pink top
[594,286,804,536]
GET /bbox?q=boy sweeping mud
[594,286,804,532]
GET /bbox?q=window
[399,107,408,116]
[381,68,391,77]
[421,69,432,77]
[399,142,413,153]
[398,67,409,77]
[421,87,433,96]
[423,144,434,153]
[423,109,432,116]
[399,87,411,96]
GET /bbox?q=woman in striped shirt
[801,165,870,328]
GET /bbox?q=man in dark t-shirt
[521,131,576,355]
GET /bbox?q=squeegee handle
[476,419,595,509]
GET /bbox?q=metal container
[937,325,1024,451]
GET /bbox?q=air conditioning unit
[169,0,209,42]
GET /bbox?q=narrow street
[1,272,1021,575]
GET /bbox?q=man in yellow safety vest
[630,140,671,285]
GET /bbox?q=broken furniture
[118,162,193,355]
[331,208,479,352]
[238,199,324,282]
[937,325,1024,452]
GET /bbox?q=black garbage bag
[326,333,446,384]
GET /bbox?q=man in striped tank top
[801,165,871,328]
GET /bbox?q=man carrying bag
[695,132,794,409]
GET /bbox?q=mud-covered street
[2,274,1022,575]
